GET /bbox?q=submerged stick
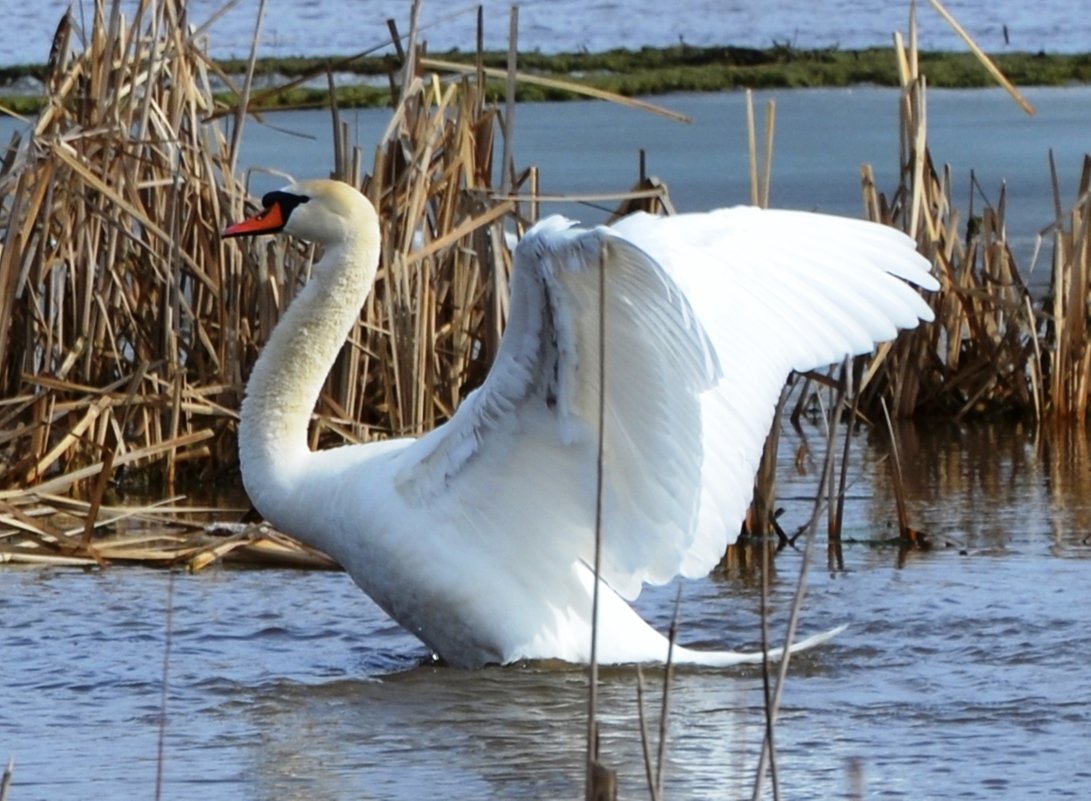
[0,756,13,801]
[654,589,681,798]
[880,398,911,539]
[635,668,658,800]
[830,362,859,569]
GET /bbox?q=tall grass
[1,0,1090,558]
[0,1,673,561]
[855,11,1091,424]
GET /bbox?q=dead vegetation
[0,0,673,566]
[857,22,1091,422]
[0,0,1089,571]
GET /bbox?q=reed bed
[0,1,253,564]
[2,0,1091,569]
[728,6,1091,550]
[0,1,674,566]
[0,5,262,478]
[853,15,1091,424]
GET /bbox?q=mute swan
[223,179,937,668]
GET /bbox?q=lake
[4,76,1090,272]
[3,76,1091,801]
[3,420,1090,799]
[222,85,1091,280]
[3,0,1090,66]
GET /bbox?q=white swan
[223,178,937,668]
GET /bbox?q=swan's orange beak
[222,202,286,238]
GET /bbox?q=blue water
[1,0,1088,66]
[3,4,1091,799]
[1,82,1086,278]
[218,85,1091,278]
[3,423,1091,800]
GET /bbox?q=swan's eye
[255,190,311,227]
[262,190,310,210]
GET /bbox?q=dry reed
[855,7,1091,423]
[2,0,1091,570]
[735,2,1091,558]
[0,2,244,495]
[0,1,674,566]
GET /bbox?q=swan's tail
[669,623,848,667]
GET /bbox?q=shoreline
[2,45,1091,115]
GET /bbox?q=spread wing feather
[392,208,936,600]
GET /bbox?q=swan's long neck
[238,231,379,524]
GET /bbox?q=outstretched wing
[609,207,937,576]
[392,208,935,600]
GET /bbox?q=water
[3,423,1090,800]
[6,83,1087,243]
[1,0,1089,66]
[225,85,1091,277]
[3,7,1091,797]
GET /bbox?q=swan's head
[222,179,378,248]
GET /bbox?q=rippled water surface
[3,3,1091,797]
[2,0,1089,66]
[4,423,1091,800]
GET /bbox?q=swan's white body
[225,179,937,668]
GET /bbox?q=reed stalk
[0,4,685,563]
[2,0,1090,570]
[0,756,12,801]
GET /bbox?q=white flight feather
[236,181,936,667]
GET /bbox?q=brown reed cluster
[857,30,1091,422]
[0,1,662,562]
[0,3,520,510]
[0,2,248,500]
[1,1,1090,565]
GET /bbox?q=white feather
[230,181,937,668]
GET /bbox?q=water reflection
[235,661,765,800]
[4,421,1091,799]
[875,421,1091,554]
[749,416,1091,561]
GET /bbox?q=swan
[222,178,937,668]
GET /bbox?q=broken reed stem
[926,0,1035,115]
[421,57,692,124]
[752,359,849,801]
